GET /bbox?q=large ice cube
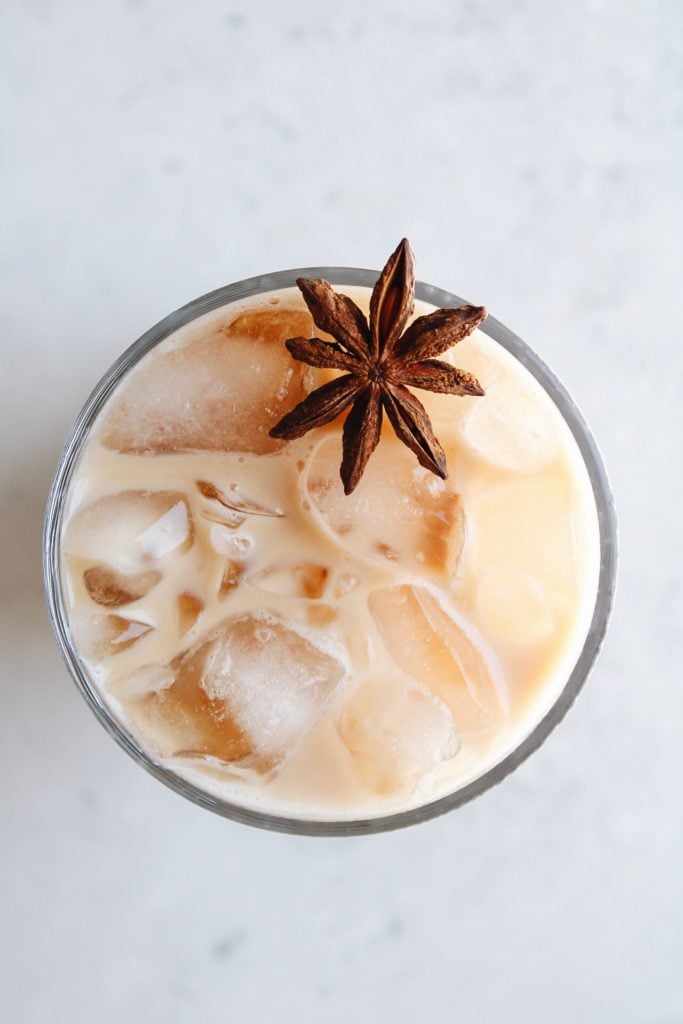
[110,663,175,700]
[307,435,464,576]
[338,675,460,795]
[64,490,193,575]
[124,614,345,765]
[368,585,506,734]
[100,307,313,454]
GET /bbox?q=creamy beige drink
[59,283,599,820]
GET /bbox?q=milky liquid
[59,289,600,820]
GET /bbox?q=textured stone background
[1,2,682,1021]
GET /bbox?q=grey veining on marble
[1,2,682,1022]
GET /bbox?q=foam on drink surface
[59,290,600,819]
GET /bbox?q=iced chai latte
[55,242,601,823]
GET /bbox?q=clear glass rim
[43,267,618,836]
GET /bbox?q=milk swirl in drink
[59,289,599,818]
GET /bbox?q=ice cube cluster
[61,301,584,809]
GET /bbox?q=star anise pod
[269,239,487,494]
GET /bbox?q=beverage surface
[60,288,599,819]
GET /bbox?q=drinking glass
[44,268,618,835]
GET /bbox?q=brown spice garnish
[269,239,487,493]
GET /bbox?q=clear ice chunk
[64,490,193,574]
[338,675,460,795]
[368,585,506,734]
[209,525,254,559]
[219,560,244,598]
[124,614,345,765]
[461,376,558,473]
[136,500,192,560]
[305,604,337,627]
[100,307,313,455]
[252,563,329,599]
[73,613,154,658]
[197,480,284,519]
[83,565,161,607]
[177,592,203,636]
[307,435,464,576]
[200,506,245,529]
[334,572,359,598]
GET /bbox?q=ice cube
[196,480,284,520]
[200,506,245,529]
[136,499,192,561]
[73,612,154,658]
[461,376,558,473]
[476,569,555,645]
[83,565,161,607]
[338,675,460,795]
[251,563,329,599]
[334,572,360,598]
[307,435,465,576]
[368,585,506,734]
[124,614,345,765]
[126,666,252,764]
[306,604,337,627]
[209,525,254,559]
[468,478,578,599]
[100,307,313,455]
[219,560,243,598]
[110,663,175,700]
[64,491,193,574]
[177,592,203,636]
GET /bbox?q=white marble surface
[2,2,682,1021]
